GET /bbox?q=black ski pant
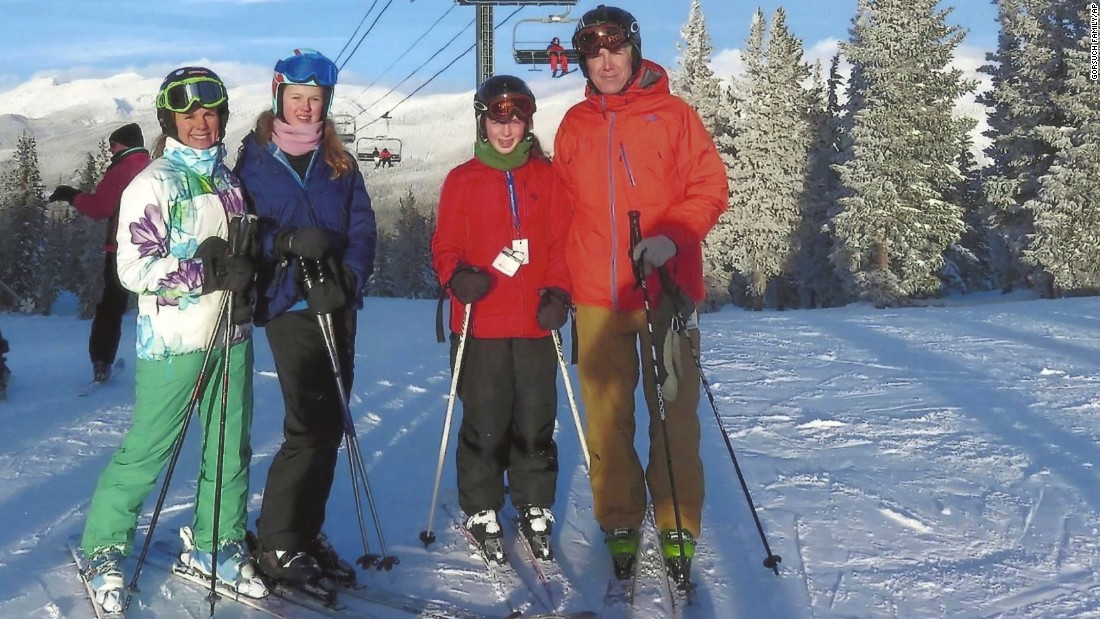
[90,253,130,366]
[258,307,356,553]
[451,335,559,517]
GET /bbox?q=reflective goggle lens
[480,94,535,122]
[574,24,628,56]
[274,53,338,87]
[158,78,227,113]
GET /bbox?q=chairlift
[332,114,357,145]
[512,12,580,72]
[356,136,403,168]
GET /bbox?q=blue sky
[3,0,998,95]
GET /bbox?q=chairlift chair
[332,114,357,146]
[512,12,580,71]
[356,136,403,167]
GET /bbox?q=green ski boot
[604,527,640,580]
[660,528,697,586]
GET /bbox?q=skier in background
[48,123,150,384]
[235,48,377,594]
[432,75,572,563]
[547,37,569,77]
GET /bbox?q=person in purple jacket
[234,49,377,591]
[49,123,151,383]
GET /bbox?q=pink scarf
[272,118,322,156]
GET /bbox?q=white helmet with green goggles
[155,66,230,141]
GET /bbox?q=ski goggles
[156,77,228,113]
[274,51,338,88]
[573,23,629,56]
[476,93,536,122]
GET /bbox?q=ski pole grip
[628,210,642,251]
[227,213,257,257]
[628,210,644,285]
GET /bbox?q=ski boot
[466,509,507,565]
[179,526,268,598]
[660,528,697,586]
[604,527,640,580]
[83,545,127,614]
[307,532,357,586]
[517,505,555,561]
[93,360,112,383]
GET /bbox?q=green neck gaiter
[475,137,533,171]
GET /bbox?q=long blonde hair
[252,110,353,179]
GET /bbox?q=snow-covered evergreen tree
[980,0,1079,293]
[1021,4,1100,294]
[831,0,974,306]
[795,55,846,308]
[369,189,438,299]
[672,0,724,135]
[0,133,52,313]
[713,8,813,309]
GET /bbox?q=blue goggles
[156,78,228,113]
[274,51,338,88]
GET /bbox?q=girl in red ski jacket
[431,75,571,561]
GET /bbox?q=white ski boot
[179,526,269,598]
[83,546,127,613]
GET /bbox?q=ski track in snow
[2,295,1100,617]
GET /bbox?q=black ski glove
[449,267,490,305]
[306,276,346,315]
[536,287,570,331]
[195,236,254,294]
[275,226,330,260]
[49,185,80,203]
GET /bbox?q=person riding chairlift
[547,37,569,78]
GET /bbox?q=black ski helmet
[473,75,537,141]
[572,4,643,81]
[154,66,230,143]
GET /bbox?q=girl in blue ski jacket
[234,49,377,589]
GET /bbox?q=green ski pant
[81,339,254,557]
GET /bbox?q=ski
[147,539,340,618]
[443,502,541,619]
[78,358,126,397]
[502,506,597,618]
[67,536,125,619]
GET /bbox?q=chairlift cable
[361,7,524,130]
[335,1,382,65]
[339,0,399,71]
[350,16,476,122]
[352,3,457,99]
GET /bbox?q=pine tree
[368,189,438,299]
[0,133,52,313]
[831,0,974,306]
[1021,4,1100,295]
[713,9,813,310]
[672,0,724,135]
[795,55,846,307]
[980,0,1079,293]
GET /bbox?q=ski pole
[126,291,230,605]
[419,302,472,547]
[205,213,254,613]
[302,261,399,570]
[628,210,692,597]
[654,268,782,575]
[551,329,589,472]
[206,287,233,615]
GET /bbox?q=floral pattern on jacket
[116,138,250,360]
